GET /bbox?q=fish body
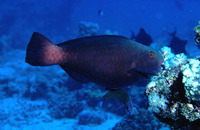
[26,32,163,89]
[26,32,163,114]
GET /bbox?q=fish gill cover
[1,0,200,129]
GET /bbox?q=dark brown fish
[26,32,163,88]
[25,32,164,114]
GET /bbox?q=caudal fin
[25,32,65,66]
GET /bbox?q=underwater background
[1,0,200,129]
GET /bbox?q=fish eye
[149,52,154,58]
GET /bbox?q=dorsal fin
[56,35,129,48]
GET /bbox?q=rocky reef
[113,108,168,130]
[146,46,200,129]
[77,21,99,38]
[194,21,200,45]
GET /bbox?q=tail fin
[25,32,64,66]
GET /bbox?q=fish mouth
[134,63,164,79]
[135,71,156,79]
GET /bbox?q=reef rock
[113,108,169,130]
[78,21,99,38]
[146,46,200,129]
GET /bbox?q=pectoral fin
[100,89,133,115]
[60,65,91,83]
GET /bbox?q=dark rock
[169,30,187,54]
[134,28,153,46]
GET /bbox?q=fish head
[132,46,164,76]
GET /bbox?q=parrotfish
[25,32,164,114]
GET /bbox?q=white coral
[148,93,169,113]
[161,47,187,69]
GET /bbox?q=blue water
[1,0,200,129]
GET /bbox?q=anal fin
[100,89,133,115]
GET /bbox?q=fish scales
[26,33,163,89]
[25,32,164,114]
[57,36,146,88]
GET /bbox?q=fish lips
[136,64,164,79]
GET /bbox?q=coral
[161,46,187,69]
[78,21,99,38]
[181,59,200,106]
[145,46,200,129]
[181,103,200,122]
[0,50,71,100]
[113,108,169,130]
[78,110,107,125]
[23,81,49,100]
[48,93,84,119]
[0,98,51,128]
[194,21,200,35]
[194,21,200,44]
[104,30,118,35]
[148,93,169,113]
[73,84,104,108]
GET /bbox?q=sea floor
[0,49,171,130]
[0,49,122,130]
